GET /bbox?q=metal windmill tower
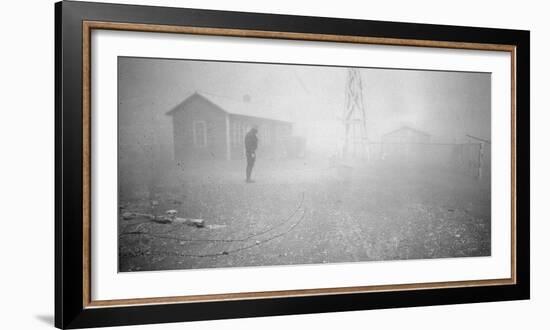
[342,68,368,158]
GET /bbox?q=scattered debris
[207,224,227,230]
[120,209,205,227]
[152,216,172,224]
[172,217,205,228]
[122,212,135,220]
[165,209,178,217]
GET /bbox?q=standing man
[244,126,258,183]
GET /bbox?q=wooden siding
[172,96,228,161]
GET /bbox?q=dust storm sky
[118,57,491,153]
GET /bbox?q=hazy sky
[118,57,490,150]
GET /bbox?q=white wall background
[0,0,546,329]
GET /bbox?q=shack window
[193,121,207,147]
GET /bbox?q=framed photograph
[55,1,530,328]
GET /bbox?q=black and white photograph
[118,57,491,272]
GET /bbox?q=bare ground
[118,158,490,272]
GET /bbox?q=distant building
[382,126,431,144]
[166,92,293,161]
[381,126,431,161]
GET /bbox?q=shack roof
[166,92,292,125]
[383,125,431,138]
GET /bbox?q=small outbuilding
[381,126,431,161]
[382,126,431,144]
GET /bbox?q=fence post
[478,142,484,180]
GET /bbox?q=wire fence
[363,141,490,181]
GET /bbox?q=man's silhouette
[244,127,258,183]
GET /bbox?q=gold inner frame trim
[82,20,517,309]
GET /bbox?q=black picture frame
[55,1,530,328]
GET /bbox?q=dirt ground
[118,158,490,272]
